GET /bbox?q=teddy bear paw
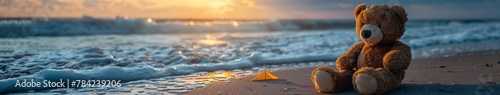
[313,70,334,92]
[354,73,377,94]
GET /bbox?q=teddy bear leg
[311,66,354,93]
[353,67,403,95]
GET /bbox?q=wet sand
[185,50,500,95]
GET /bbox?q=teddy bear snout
[362,30,372,38]
[360,24,383,45]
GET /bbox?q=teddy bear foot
[313,70,334,92]
[354,73,377,95]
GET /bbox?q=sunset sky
[1,0,499,19]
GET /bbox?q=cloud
[404,0,500,19]
[136,0,155,7]
[240,0,255,7]
[337,3,353,8]
[0,0,77,17]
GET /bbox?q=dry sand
[186,50,500,95]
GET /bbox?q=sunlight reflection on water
[200,40,228,46]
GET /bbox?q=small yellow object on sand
[251,70,279,81]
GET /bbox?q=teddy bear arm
[382,47,411,73]
[336,42,364,70]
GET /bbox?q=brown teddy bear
[311,4,411,95]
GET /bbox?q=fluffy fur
[311,4,412,94]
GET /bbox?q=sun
[205,0,233,8]
[204,0,234,18]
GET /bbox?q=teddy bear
[311,4,411,95]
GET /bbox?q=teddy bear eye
[378,24,382,27]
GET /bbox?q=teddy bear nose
[362,30,372,38]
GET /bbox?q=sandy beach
[186,50,500,95]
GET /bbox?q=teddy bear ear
[390,4,408,22]
[354,3,366,17]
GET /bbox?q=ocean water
[0,17,500,94]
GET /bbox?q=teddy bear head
[354,4,408,45]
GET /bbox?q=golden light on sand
[208,71,233,78]
[214,73,226,78]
